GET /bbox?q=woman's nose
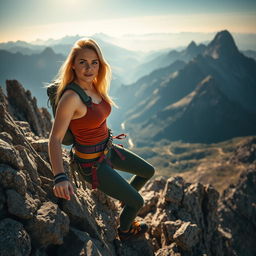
[85,63,92,70]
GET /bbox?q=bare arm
[48,90,84,200]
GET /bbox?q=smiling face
[72,48,100,87]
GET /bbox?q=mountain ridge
[119,30,256,145]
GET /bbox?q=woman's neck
[74,79,94,91]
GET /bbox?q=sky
[0,0,256,49]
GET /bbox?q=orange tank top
[69,97,112,145]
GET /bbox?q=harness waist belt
[73,148,103,159]
[71,128,127,189]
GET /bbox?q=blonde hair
[53,38,118,108]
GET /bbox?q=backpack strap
[63,82,93,108]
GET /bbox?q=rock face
[0,80,254,255]
[138,176,232,256]
[0,81,121,255]
[6,80,52,138]
[218,165,256,256]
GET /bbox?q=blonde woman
[48,38,155,241]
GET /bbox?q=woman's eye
[79,61,85,64]
[92,61,98,65]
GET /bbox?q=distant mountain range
[0,35,156,107]
[0,37,142,106]
[112,30,256,144]
[1,30,256,145]
[0,48,65,107]
[131,41,206,81]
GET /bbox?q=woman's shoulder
[58,89,83,110]
[61,89,80,102]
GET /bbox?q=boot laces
[129,221,141,235]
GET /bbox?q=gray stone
[26,201,70,247]
[6,189,40,219]
[0,218,31,256]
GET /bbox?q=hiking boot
[117,221,148,241]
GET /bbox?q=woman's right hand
[53,180,74,200]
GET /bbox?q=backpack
[47,81,92,146]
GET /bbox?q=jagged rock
[144,176,167,192]
[0,164,27,195]
[15,120,34,136]
[163,176,185,204]
[56,227,109,256]
[0,132,13,145]
[138,190,158,216]
[0,139,24,169]
[172,222,200,251]
[139,176,167,217]
[114,236,154,256]
[229,137,256,164]
[6,189,40,219]
[155,243,181,256]
[218,165,256,256]
[15,144,40,184]
[0,99,53,179]
[161,220,183,247]
[25,201,70,248]
[145,177,228,256]
[30,138,49,153]
[61,192,101,239]
[0,218,31,256]
[6,80,52,138]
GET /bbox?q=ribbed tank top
[69,97,112,145]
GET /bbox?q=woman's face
[72,48,100,85]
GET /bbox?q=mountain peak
[185,40,206,57]
[186,40,197,52]
[204,30,240,59]
[40,47,55,56]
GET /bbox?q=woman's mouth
[85,74,93,77]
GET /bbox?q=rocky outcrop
[229,137,256,164]
[0,80,254,255]
[138,176,232,255]
[5,80,52,138]
[0,81,120,255]
[218,165,256,256]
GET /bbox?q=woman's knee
[146,164,155,179]
[127,193,144,209]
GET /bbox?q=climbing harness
[69,128,127,189]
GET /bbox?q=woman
[48,38,155,241]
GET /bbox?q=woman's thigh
[80,161,144,208]
[110,144,155,179]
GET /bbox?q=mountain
[0,35,149,97]
[204,30,240,59]
[0,33,144,107]
[0,40,45,54]
[134,76,256,143]
[114,30,256,144]
[108,59,186,132]
[0,47,65,107]
[242,49,256,60]
[130,40,206,83]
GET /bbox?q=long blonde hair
[53,38,118,108]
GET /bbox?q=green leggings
[78,144,155,231]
